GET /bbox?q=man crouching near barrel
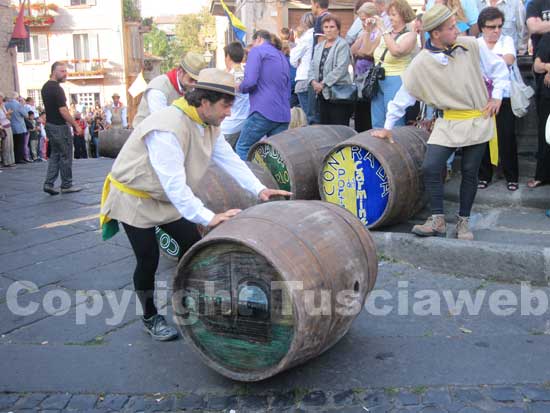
[99,68,291,341]
[371,5,509,240]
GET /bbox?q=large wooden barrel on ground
[156,162,280,260]
[173,200,378,381]
[248,125,357,199]
[319,126,429,229]
[98,128,132,158]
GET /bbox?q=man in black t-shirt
[41,62,83,195]
[527,0,550,52]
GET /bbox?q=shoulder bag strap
[379,28,409,63]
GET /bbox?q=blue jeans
[92,136,99,158]
[297,91,309,122]
[371,75,406,129]
[235,112,289,160]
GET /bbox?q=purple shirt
[239,42,291,123]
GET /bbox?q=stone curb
[371,231,550,285]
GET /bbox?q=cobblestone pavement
[0,384,550,413]
[2,160,550,413]
[1,383,550,412]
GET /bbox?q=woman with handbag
[351,2,380,132]
[308,14,354,126]
[0,92,16,168]
[371,0,418,128]
[476,7,520,191]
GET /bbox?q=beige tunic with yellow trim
[132,74,182,127]
[101,105,218,228]
[402,36,494,147]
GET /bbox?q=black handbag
[329,83,358,103]
[360,30,407,100]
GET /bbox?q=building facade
[0,0,17,95]
[14,0,143,118]
[211,0,424,44]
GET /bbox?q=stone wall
[0,0,16,95]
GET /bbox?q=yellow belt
[443,109,498,166]
[99,174,151,240]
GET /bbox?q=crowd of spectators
[0,95,124,170]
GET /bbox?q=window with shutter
[38,35,49,61]
[20,36,44,62]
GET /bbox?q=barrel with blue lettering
[319,126,429,229]
[248,125,357,200]
[173,201,378,381]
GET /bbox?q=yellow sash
[443,109,498,166]
[99,174,151,240]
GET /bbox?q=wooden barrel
[173,200,378,381]
[156,162,279,260]
[248,125,357,199]
[319,126,429,229]
[98,128,132,158]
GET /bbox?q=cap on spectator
[180,52,208,80]
[193,68,236,96]
[422,4,455,32]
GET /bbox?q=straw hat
[422,4,456,32]
[193,68,236,96]
[180,52,208,80]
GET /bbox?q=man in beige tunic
[372,5,509,240]
[100,69,290,341]
[132,52,207,127]
[104,93,128,129]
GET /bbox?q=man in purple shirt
[235,30,291,160]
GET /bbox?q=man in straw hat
[132,52,208,127]
[372,4,509,240]
[104,92,128,129]
[100,68,291,341]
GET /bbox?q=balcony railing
[64,59,108,79]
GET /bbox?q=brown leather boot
[411,214,446,237]
[456,216,474,240]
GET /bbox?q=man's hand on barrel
[482,98,502,118]
[258,188,293,201]
[208,209,242,228]
[370,129,395,144]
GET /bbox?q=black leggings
[423,143,486,217]
[123,219,201,319]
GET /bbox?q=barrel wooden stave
[248,125,357,200]
[156,162,279,260]
[98,128,132,158]
[173,200,378,381]
[319,126,429,229]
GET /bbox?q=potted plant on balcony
[22,2,60,28]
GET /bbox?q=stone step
[372,203,550,285]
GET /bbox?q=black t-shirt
[535,33,550,97]
[41,80,67,125]
[526,0,550,52]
